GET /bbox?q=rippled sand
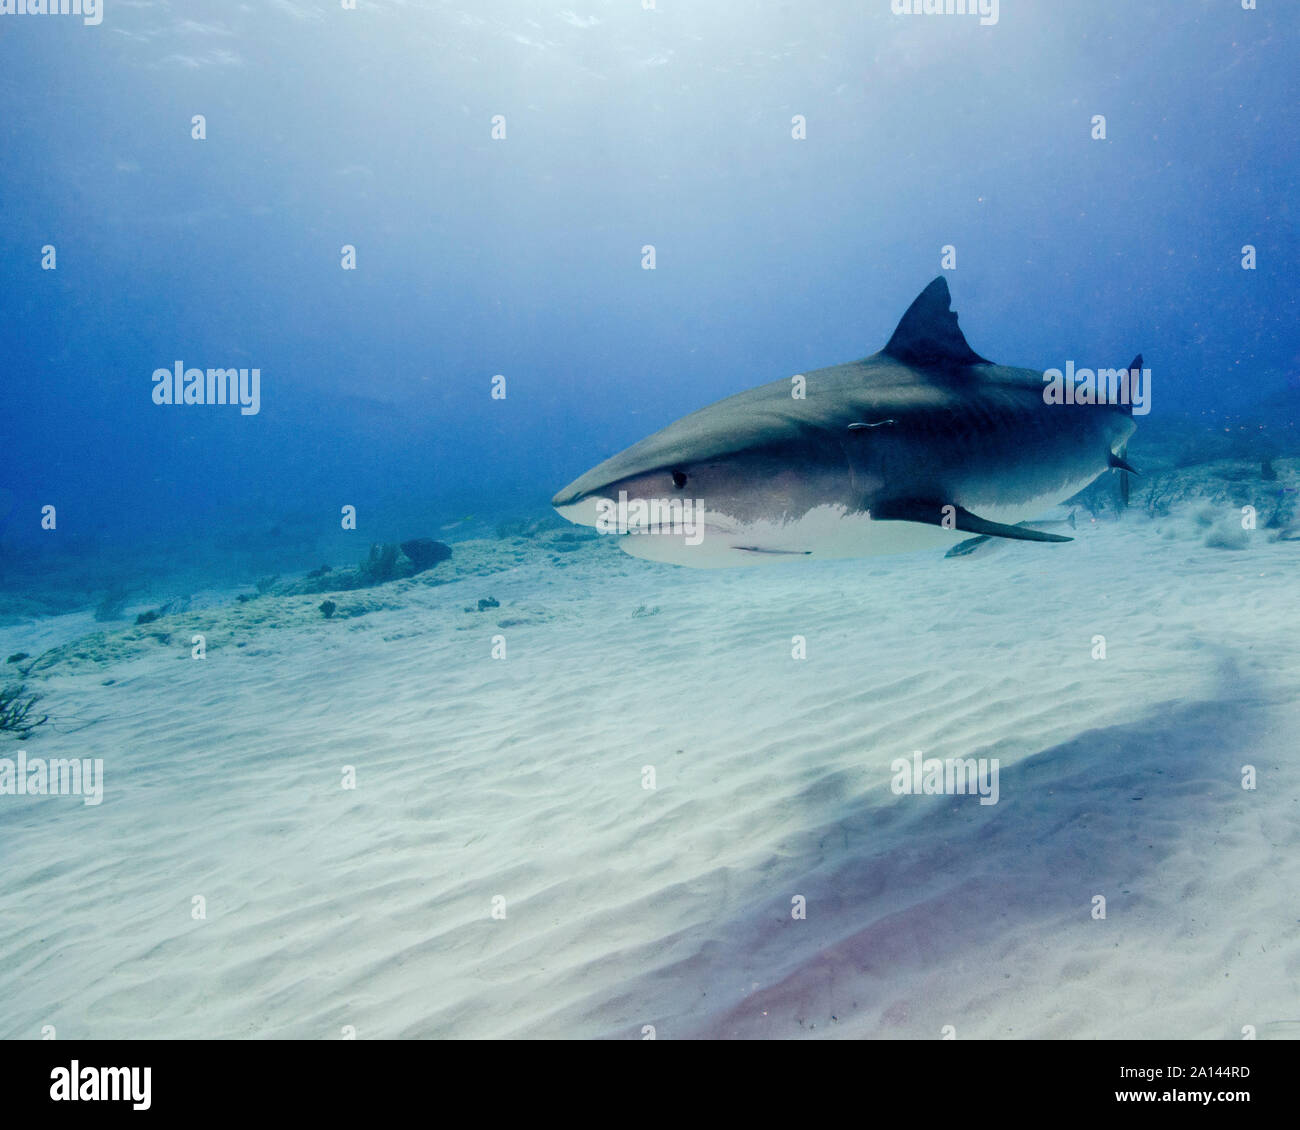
[1,504,1297,1039]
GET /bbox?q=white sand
[1,506,1297,1040]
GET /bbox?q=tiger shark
[552,277,1139,567]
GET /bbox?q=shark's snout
[550,484,580,509]
[551,482,607,528]
[552,462,614,513]
[553,456,639,526]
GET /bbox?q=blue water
[4,3,1300,1048]
[1,0,1297,575]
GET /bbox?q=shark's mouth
[615,513,816,559]
[621,519,740,539]
[617,503,862,564]
[554,494,820,559]
[554,493,743,539]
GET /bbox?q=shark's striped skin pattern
[553,278,1137,567]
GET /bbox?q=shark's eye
[671,470,688,490]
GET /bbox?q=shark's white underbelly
[614,469,1102,568]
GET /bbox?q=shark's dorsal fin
[882,277,990,368]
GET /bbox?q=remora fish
[552,278,1139,567]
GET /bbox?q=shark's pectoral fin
[872,499,1074,543]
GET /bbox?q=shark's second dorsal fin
[882,277,990,368]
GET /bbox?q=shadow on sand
[608,656,1269,1038]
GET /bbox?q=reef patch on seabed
[1071,451,1298,527]
[1141,459,1298,528]
[6,527,610,681]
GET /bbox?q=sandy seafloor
[1,490,1298,1040]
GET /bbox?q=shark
[552,277,1139,567]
